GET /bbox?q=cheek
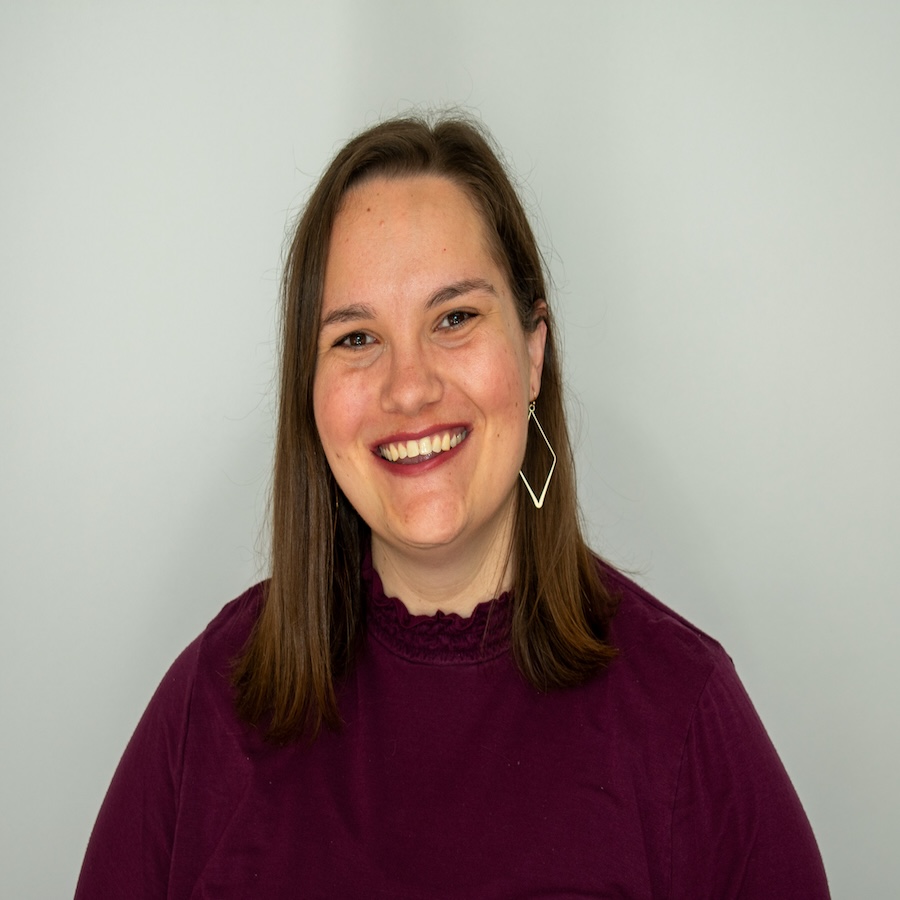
[459,350,529,442]
[313,372,370,461]
[485,345,532,408]
[314,400,346,460]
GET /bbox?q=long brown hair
[234,113,617,742]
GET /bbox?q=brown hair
[234,113,617,742]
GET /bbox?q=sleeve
[74,637,201,900]
[669,655,830,899]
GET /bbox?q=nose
[380,339,443,417]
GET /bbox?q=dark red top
[76,561,829,898]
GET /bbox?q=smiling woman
[315,175,546,613]
[75,114,830,898]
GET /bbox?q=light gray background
[2,2,897,897]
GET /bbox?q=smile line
[377,429,468,464]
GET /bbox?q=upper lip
[371,424,469,452]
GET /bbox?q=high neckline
[362,552,512,664]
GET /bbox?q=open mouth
[377,428,468,465]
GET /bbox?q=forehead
[323,175,502,304]
[334,174,484,235]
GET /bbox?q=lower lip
[374,437,467,476]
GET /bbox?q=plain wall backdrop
[2,2,898,896]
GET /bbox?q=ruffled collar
[362,552,512,665]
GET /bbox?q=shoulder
[177,581,266,708]
[75,583,268,896]
[138,581,266,733]
[593,565,770,786]
[195,580,266,664]
[596,565,829,897]
[601,563,725,658]
[599,563,732,713]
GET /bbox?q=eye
[336,331,375,349]
[438,310,476,330]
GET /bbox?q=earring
[519,402,556,509]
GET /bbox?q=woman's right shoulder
[196,580,267,659]
[74,582,269,897]
[146,581,267,722]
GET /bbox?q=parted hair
[234,113,618,741]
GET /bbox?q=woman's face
[313,175,546,564]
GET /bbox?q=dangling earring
[519,401,556,509]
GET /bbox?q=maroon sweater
[76,561,829,898]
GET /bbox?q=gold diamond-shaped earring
[519,402,556,509]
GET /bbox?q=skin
[314,175,546,616]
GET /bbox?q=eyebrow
[425,277,498,309]
[320,303,376,329]
[320,278,497,330]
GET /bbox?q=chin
[377,492,516,557]
[383,517,469,553]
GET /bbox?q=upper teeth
[379,429,467,462]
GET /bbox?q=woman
[76,115,829,898]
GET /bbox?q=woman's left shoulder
[598,563,733,699]
[593,564,830,896]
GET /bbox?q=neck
[371,520,514,618]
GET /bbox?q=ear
[526,300,548,401]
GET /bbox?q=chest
[169,651,682,898]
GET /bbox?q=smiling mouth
[377,428,468,464]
